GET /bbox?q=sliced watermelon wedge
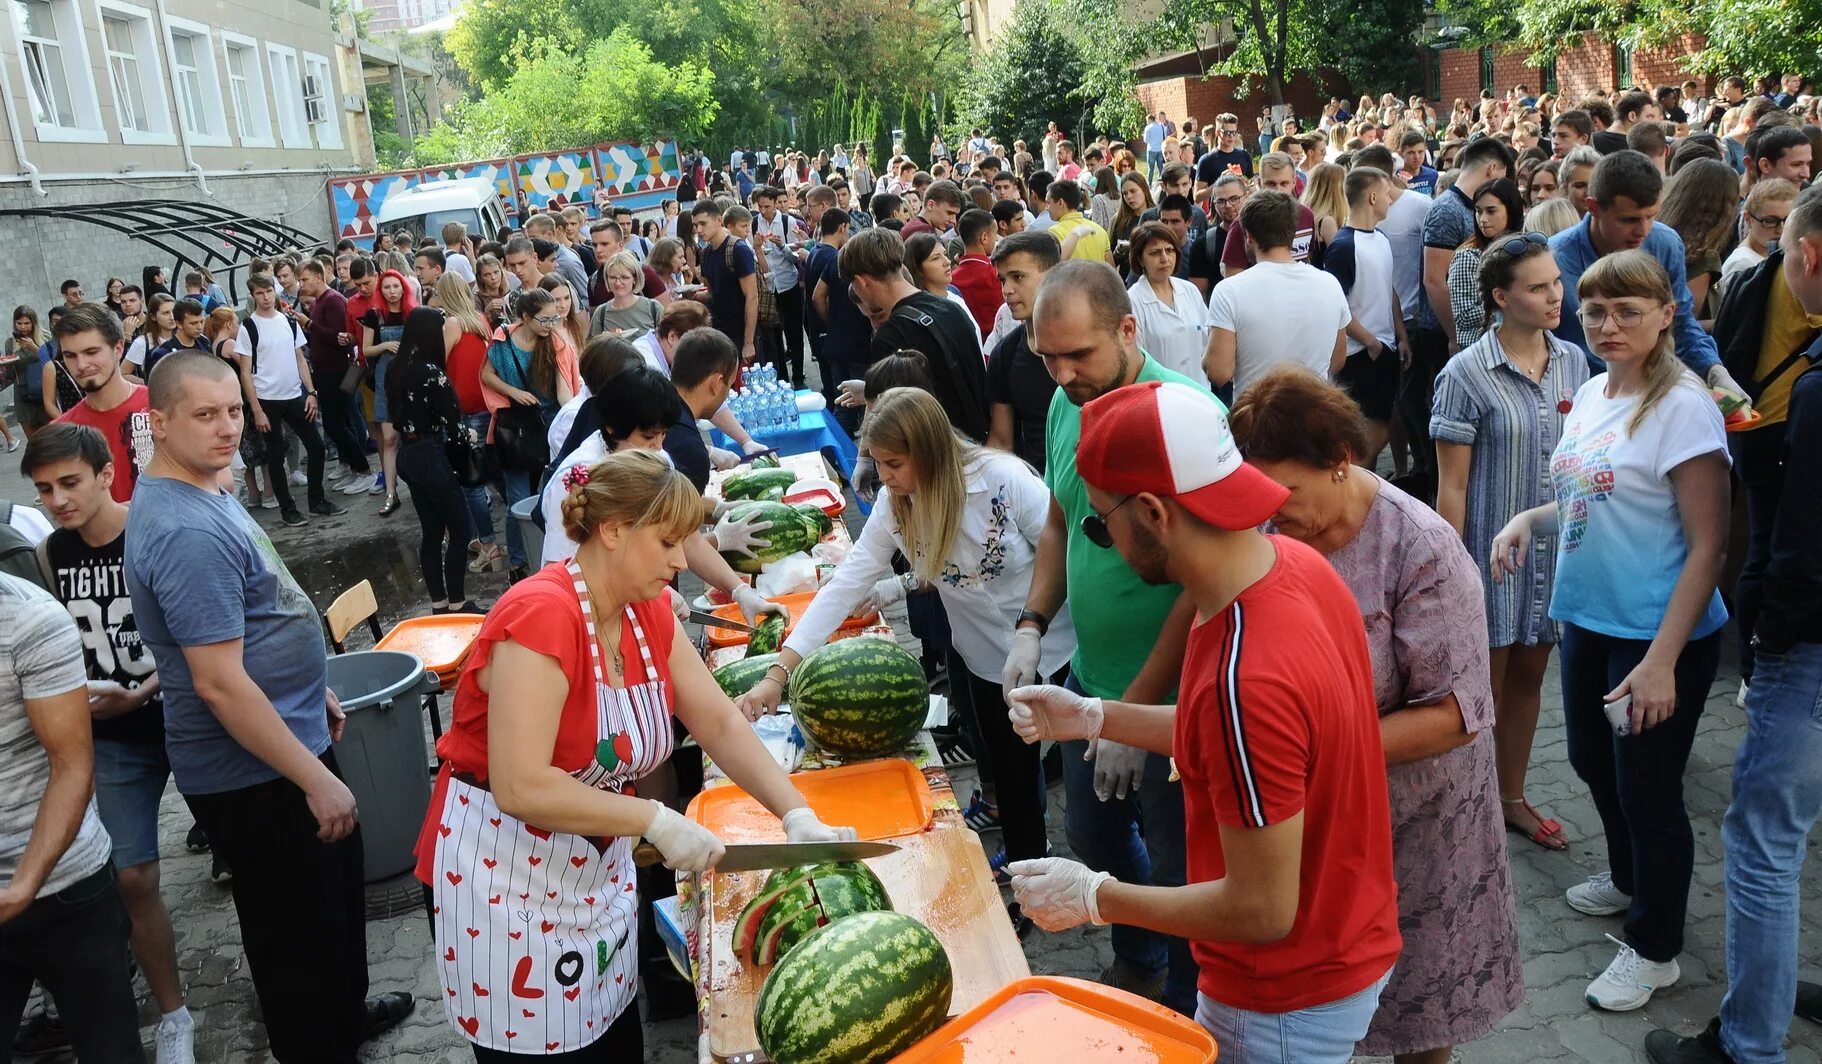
[756,904,825,966]
[734,871,815,962]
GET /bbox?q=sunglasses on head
[1081,495,1134,549]
[1487,231,1550,258]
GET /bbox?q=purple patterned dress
[1327,478,1523,1055]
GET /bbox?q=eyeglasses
[533,314,565,327]
[1576,305,1649,330]
[1749,211,1788,230]
[1081,495,1135,549]
[1487,231,1550,258]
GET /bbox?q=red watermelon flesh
[733,871,815,960]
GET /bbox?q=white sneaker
[1586,934,1678,1011]
[339,474,370,496]
[259,496,280,510]
[289,469,308,486]
[1566,871,1631,916]
[1737,678,1750,709]
[155,1012,197,1064]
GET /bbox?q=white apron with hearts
[432,560,675,1054]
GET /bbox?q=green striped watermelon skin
[713,654,778,699]
[720,500,826,574]
[745,613,786,657]
[721,467,798,501]
[756,911,953,1064]
[790,637,928,760]
[809,864,890,920]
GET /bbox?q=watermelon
[750,453,782,469]
[756,911,953,1064]
[733,867,814,959]
[758,904,824,965]
[792,502,835,538]
[740,861,893,966]
[746,612,787,657]
[722,467,798,501]
[789,637,928,761]
[805,863,889,921]
[720,500,827,574]
[714,654,778,699]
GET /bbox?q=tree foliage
[1436,0,1821,77]
[956,0,1096,148]
[414,29,717,163]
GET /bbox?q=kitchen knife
[687,610,758,635]
[633,840,899,872]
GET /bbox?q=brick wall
[1136,71,1343,132]
[1432,34,1708,112]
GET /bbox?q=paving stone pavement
[5,433,1820,1063]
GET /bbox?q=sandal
[963,788,1000,832]
[468,542,506,573]
[1502,796,1568,850]
[378,494,401,517]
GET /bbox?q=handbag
[338,358,365,395]
[446,431,498,487]
[492,405,548,472]
[733,236,780,327]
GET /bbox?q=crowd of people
[0,65,1817,1064]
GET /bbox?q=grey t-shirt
[0,573,111,896]
[125,475,330,795]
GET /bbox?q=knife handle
[633,842,662,868]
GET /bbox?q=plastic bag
[755,552,820,597]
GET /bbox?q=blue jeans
[1060,672,1196,1014]
[1195,968,1391,1064]
[460,412,497,545]
[1720,642,1822,1064]
[92,738,170,869]
[501,467,534,568]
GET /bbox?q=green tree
[1436,0,1819,77]
[416,28,717,161]
[956,0,1094,150]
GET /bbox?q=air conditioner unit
[305,96,328,123]
[303,74,323,98]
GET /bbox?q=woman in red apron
[414,449,854,1061]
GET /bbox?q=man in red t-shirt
[949,207,1003,339]
[51,304,152,503]
[1005,380,1400,1064]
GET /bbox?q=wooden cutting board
[704,825,1030,1060]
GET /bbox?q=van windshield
[388,208,481,243]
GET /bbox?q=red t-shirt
[950,256,1003,339]
[1175,535,1400,1013]
[1220,204,1319,269]
[412,565,677,883]
[446,331,490,414]
[55,385,153,503]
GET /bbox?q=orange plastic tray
[376,614,485,686]
[897,976,1217,1063]
[686,759,933,842]
[702,590,879,650]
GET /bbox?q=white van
[372,177,509,246]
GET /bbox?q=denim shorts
[92,737,172,868]
[1195,968,1393,1064]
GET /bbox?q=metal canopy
[0,198,323,301]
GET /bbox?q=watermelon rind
[807,864,891,920]
[745,613,787,657]
[791,502,835,537]
[733,870,810,961]
[756,911,954,1064]
[751,881,816,963]
[760,905,825,966]
[722,467,799,501]
[719,500,823,574]
[789,637,928,761]
[714,654,778,699]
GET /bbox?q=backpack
[0,501,48,592]
[239,312,303,376]
[19,344,48,403]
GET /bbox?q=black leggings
[949,653,1047,862]
[470,1001,643,1061]
[398,437,471,603]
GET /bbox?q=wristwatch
[305,388,318,397]
[1016,608,1050,637]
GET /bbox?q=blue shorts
[372,352,394,423]
[93,738,172,869]
[1195,968,1392,1064]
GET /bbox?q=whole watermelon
[720,501,826,574]
[756,911,953,1064]
[722,467,798,501]
[713,654,777,699]
[789,637,927,760]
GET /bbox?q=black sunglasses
[1487,230,1550,258]
[1081,495,1135,549]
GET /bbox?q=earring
[1333,467,1347,482]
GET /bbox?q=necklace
[586,596,626,678]
[1499,329,1550,383]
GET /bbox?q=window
[11,0,103,139]
[266,43,309,148]
[1428,47,1442,103]
[221,32,271,146]
[1479,47,1495,95]
[301,51,339,149]
[163,19,226,143]
[1540,59,1558,95]
[95,2,172,143]
[1615,44,1634,89]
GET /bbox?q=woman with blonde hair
[1522,197,1579,236]
[588,251,663,341]
[738,387,1075,875]
[418,447,854,1061]
[1301,162,1348,247]
[1490,250,1730,1011]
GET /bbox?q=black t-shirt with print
[44,527,162,745]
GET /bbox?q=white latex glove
[1000,626,1044,703]
[664,587,690,623]
[1007,683,1105,744]
[857,573,911,615]
[1006,857,1113,932]
[1090,739,1148,802]
[835,379,866,407]
[851,454,880,503]
[781,807,859,843]
[732,585,786,625]
[1706,363,1752,413]
[643,800,726,871]
[713,509,775,558]
[741,437,772,455]
[708,446,742,471]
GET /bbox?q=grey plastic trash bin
[327,650,439,882]
[511,495,544,567]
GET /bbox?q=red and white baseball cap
[1076,380,1289,531]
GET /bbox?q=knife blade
[687,609,758,635]
[633,840,899,872]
